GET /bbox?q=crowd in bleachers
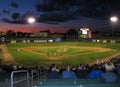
[0,57,120,87]
[46,58,120,83]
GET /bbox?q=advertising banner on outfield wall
[54,38,62,42]
[34,40,47,42]
[11,40,16,43]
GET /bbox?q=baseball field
[1,42,120,67]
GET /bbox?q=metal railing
[11,70,29,87]
[31,69,40,86]
[10,68,48,87]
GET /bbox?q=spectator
[0,67,5,73]
[116,63,120,77]
[89,64,103,79]
[47,64,59,79]
[100,71,118,83]
[76,64,88,78]
[104,62,116,72]
[62,64,78,80]
[12,65,18,70]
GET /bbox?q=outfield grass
[6,42,120,67]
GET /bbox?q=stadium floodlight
[27,17,36,33]
[110,16,118,22]
[110,16,118,37]
[28,17,36,24]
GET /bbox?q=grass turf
[6,42,120,67]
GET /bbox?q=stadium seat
[32,78,120,87]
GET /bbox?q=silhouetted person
[76,64,88,78]
[62,64,78,80]
[47,64,59,79]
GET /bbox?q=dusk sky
[0,0,120,33]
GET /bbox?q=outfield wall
[3,39,120,44]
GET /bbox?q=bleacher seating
[1,59,120,87]
[32,78,120,87]
[0,72,11,87]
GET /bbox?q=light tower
[110,16,118,37]
[28,17,36,33]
